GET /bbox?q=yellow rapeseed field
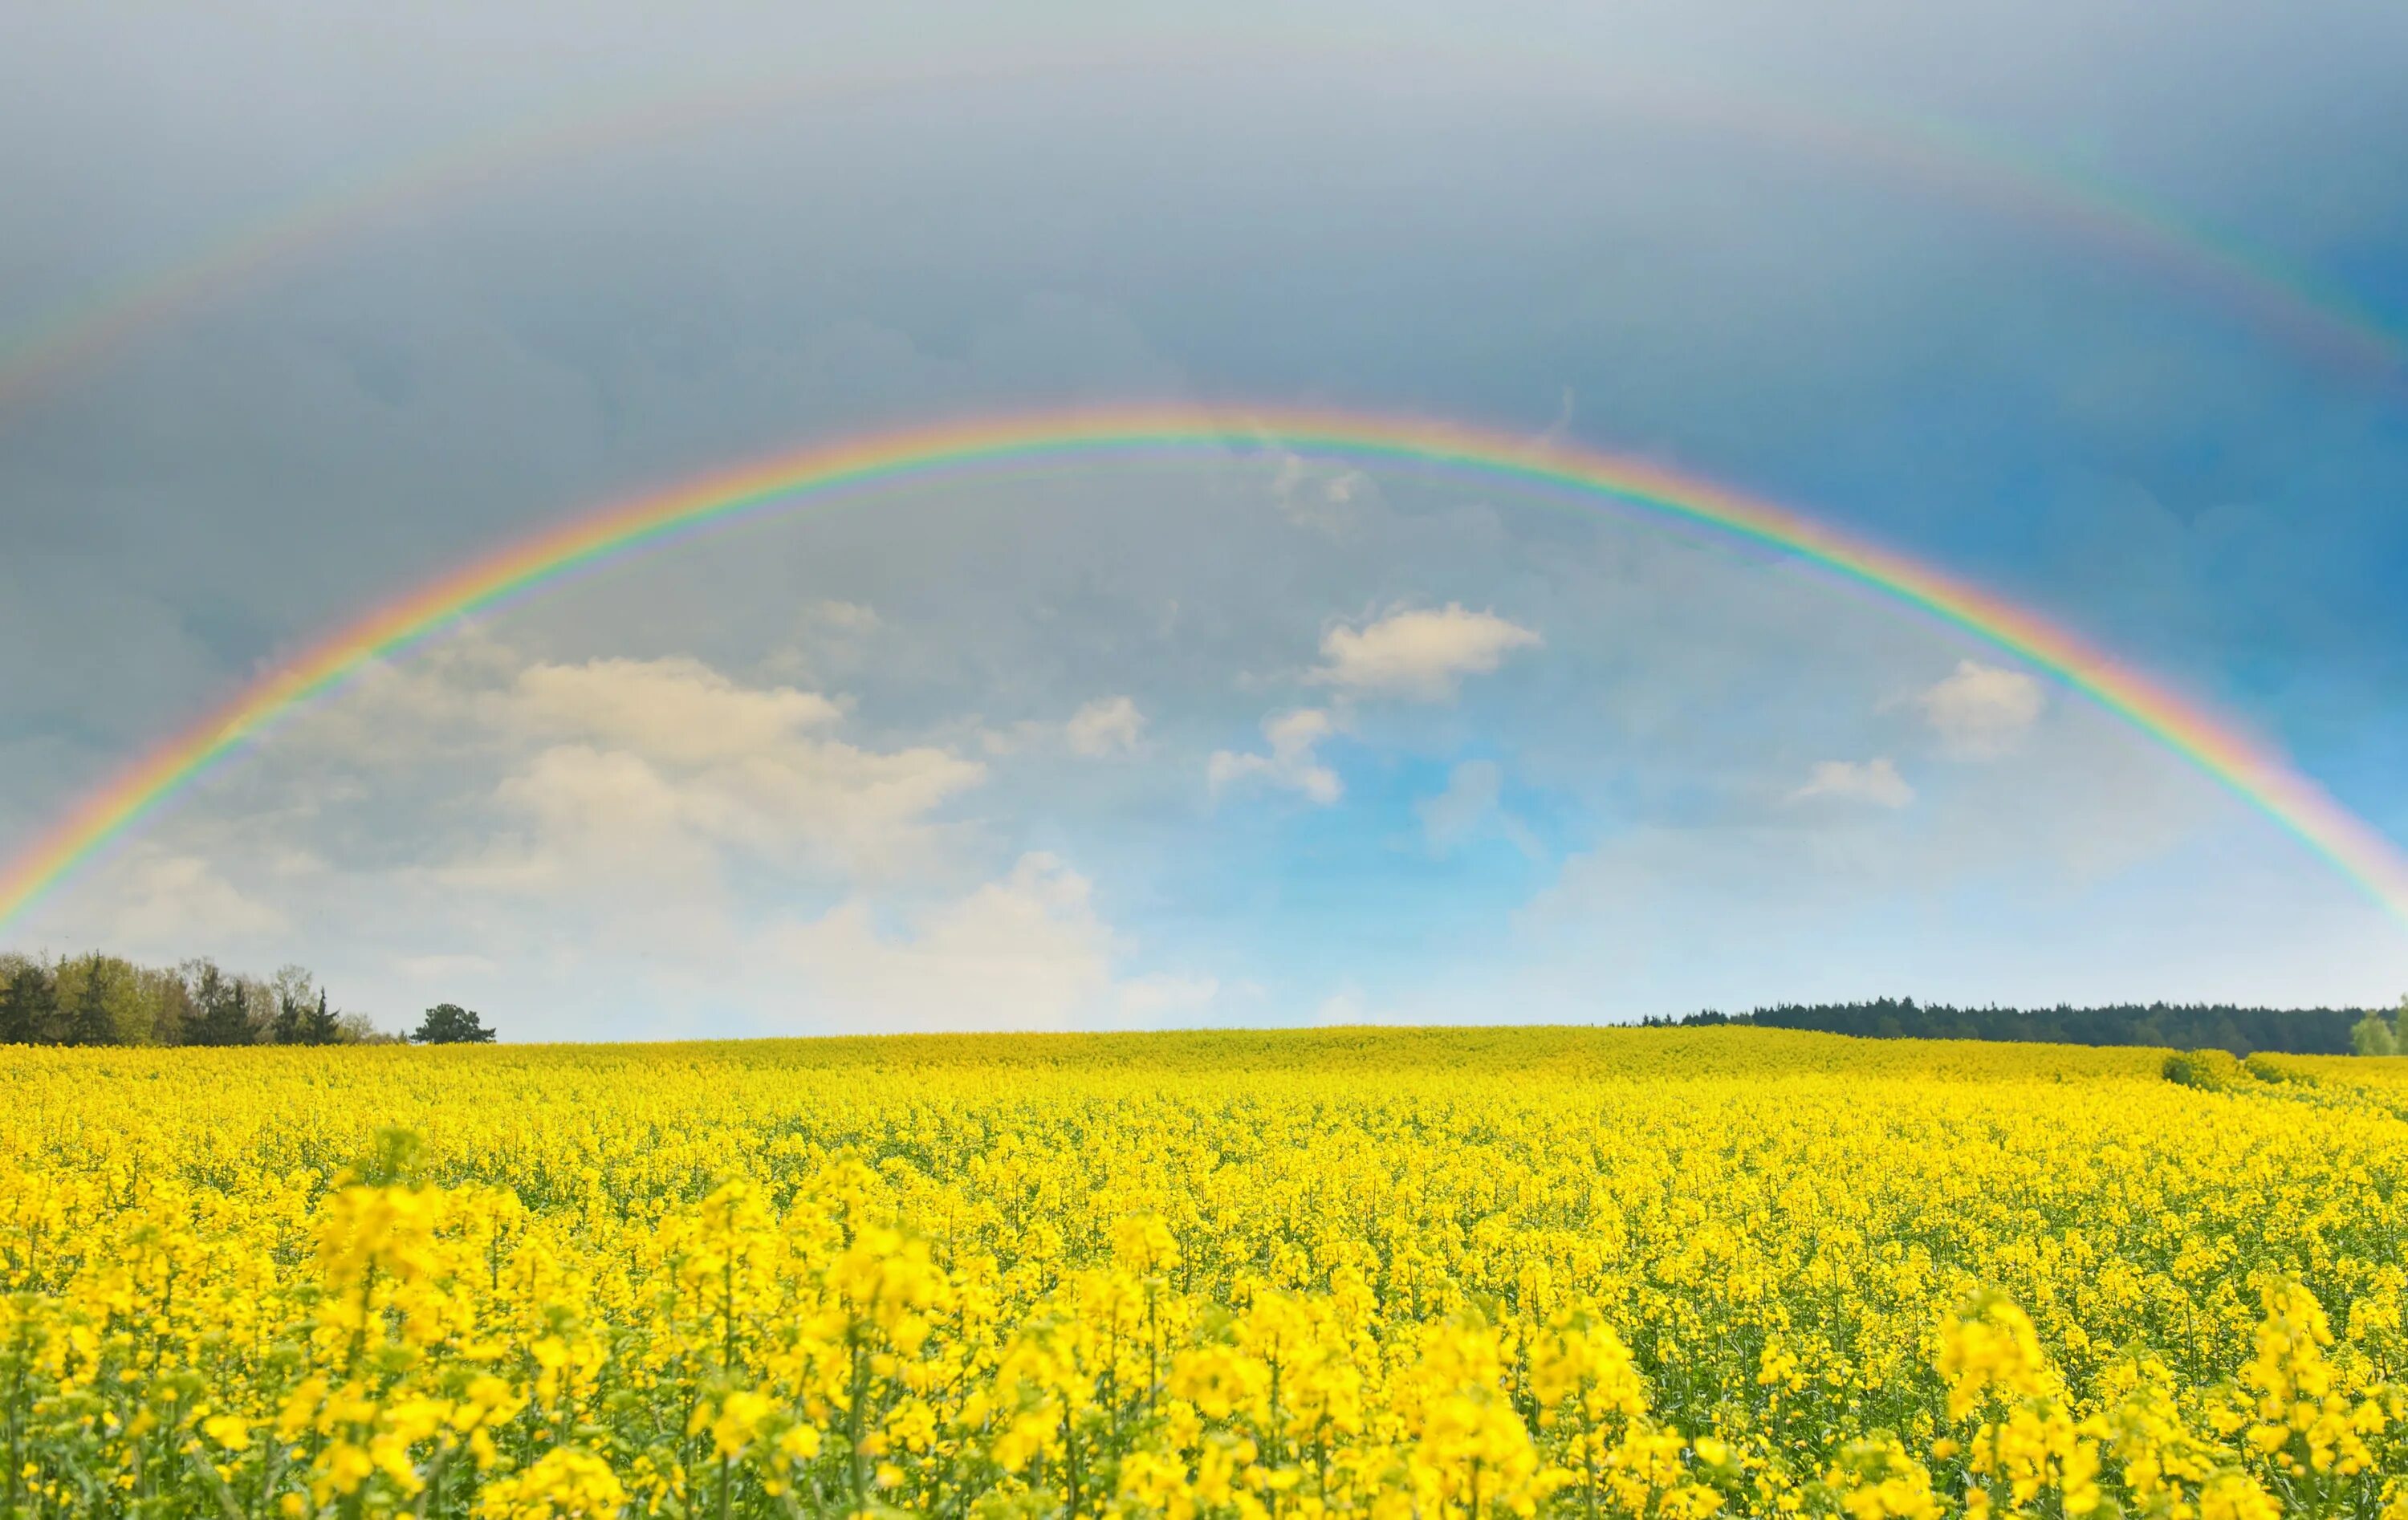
[2,1026,2403,1518]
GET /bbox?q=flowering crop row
[0,1027,2402,1518]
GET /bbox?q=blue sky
[2,2,2405,1037]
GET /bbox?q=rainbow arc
[2,406,2403,935]
[2,47,2398,408]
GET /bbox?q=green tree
[0,961,58,1044]
[184,961,255,1047]
[136,964,192,1045]
[2357,1006,2403,1057]
[335,1010,393,1044]
[269,965,316,1044]
[59,954,125,1046]
[239,974,277,1035]
[303,989,342,1045]
[410,1002,496,1044]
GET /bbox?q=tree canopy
[1646,998,2386,1055]
[410,1003,497,1044]
[0,951,389,1047]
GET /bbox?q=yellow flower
[476,1446,627,1518]
[2,1027,2402,1517]
[199,1414,251,1452]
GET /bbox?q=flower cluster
[0,1028,2402,1516]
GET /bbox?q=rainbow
[4,404,2406,937]
[1711,99,2402,382]
[0,47,1072,409]
[2,42,2398,409]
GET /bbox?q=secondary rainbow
[3,43,2398,408]
[3,404,2405,933]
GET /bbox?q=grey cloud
[6,0,2404,1027]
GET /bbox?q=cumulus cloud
[979,696,1147,759]
[1790,757,1915,809]
[1915,660,2047,758]
[454,655,986,890]
[764,853,1220,1033]
[448,745,726,894]
[93,852,289,951]
[509,656,844,765]
[1311,604,1541,702]
[1208,708,1344,804]
[771,853,1112,1031]
[1064,696,1145,757]
[1209,607,1537,813]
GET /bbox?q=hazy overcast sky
[4,2,2406,1036]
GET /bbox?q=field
[2,1028,2403,1518]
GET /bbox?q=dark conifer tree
[303,989,340,1046]
[0,961,57,1044]
[1692,1000,2371,1055]
[61,957,116,1046]
[271,986,308,1045]
[185,962,255,1047]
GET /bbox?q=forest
[0,949,384,1046]
[7,953,2400,1055]
[1648,997,2402,1055]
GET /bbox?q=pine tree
[185,962,255,1047]
[303,989,341,1046]
[0,962,57,1044]
[267,965,319,1044]
[60,957,116,1046]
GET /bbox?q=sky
[2,1,2406,1038]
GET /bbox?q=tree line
[1645,997,2405,1056]
[0,951,501,1047]
[0,951,382,1047]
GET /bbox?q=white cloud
[1312,604,1541,702]
[1417,759,1544,857]
[1064,696,1145,758]
[451,656,986,892]
[1268,449,1376,537]
[268,635,525,767]
[761,602,882,685]
[804,600,881,632]
[448,745,726,894]
[509,656,842,766]
[1508,694,2396,1022]
[978,696,1147,759]
[1420,760,1503,848]
[1791,757,1915,809]
[771,853,1112,1032]
[1915,660,2047,758]
[1209,708,1344,804]
[95,852,289,951]
[765,854,1221,1034]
